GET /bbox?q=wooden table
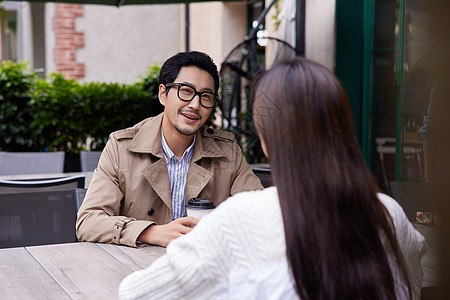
[0,225,439,299]
[0,242,165,300]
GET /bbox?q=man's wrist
[137,223,157,245]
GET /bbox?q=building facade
[0,1,252,83]
[0,0,335,83]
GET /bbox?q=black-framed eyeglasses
[165,83,219,108]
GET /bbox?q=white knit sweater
[118,187,427,300]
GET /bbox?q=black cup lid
[187,198,215,209]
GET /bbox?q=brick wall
[53,4,85,79]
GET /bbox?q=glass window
[369,0,432,185]
[370,0,400,186]
[401,1,432,181]
[4,10,18,61]
[1,1,22,62]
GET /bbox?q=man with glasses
[76,51,263,248]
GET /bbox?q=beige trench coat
[76,113,263,247]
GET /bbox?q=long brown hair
[253,57,411,299]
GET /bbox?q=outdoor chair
[0,151,65,175]
[251,167,273,188]
[73,187,88,212]
[80,151,102,172]
[386,181,433,222]
[0,175,85,248]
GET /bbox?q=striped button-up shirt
[161,131,195,220]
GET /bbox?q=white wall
[305,0,336,70]
[41,2,248,84]
[189,2,247,72]
[44,3,55,75]
[189,2,223,68]
[267,0,336,71]
[73,4,181,84]
[222,3,248,62]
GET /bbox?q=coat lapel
[128,113,172,209]
[185,129,227,200]
[191,127,227,162]
[185,163,213,201]
[127,113,164,157]
[141,158,172,210]
[126,115,230,209]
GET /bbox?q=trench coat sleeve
[229,140,264,195]
[76,137,153,248]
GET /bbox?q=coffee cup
[186,198,215,219]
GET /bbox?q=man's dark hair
[158,51,219,94]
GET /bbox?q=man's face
[159,66,215,137]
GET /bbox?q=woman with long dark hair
[119,57,426,300]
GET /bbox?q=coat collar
[127,113,164,158]
[191,127,227,162]
[127,113,227,161]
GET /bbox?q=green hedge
[0,61,39,151]
[0,61,163,153]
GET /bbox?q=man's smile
[180,111,201,121]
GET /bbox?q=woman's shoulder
[376,193,406,221]
[205,187,283,242]
[376,192,426,245]
[220,186,279,212]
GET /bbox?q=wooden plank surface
[0,247,70,300]
[97,243,166,271]
[27,242,134,300]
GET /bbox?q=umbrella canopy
[9,0,239,6]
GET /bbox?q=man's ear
[259,135,269,159]
[158,84,167,106]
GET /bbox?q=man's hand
[137,216,199,247]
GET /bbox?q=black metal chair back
[73,187,87,212]
[251,167,273,188]
[0,175,85,248]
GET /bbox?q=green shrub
[1,61,163,153]
[141,64,161,101]
[79,72,163,150]
[31,73,86,152]
[0,61,40,151]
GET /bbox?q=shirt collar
[161,128,196,163]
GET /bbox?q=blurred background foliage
[0,60,39,151]
[0,60,163,153]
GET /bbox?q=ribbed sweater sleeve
[118,204,226,299]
